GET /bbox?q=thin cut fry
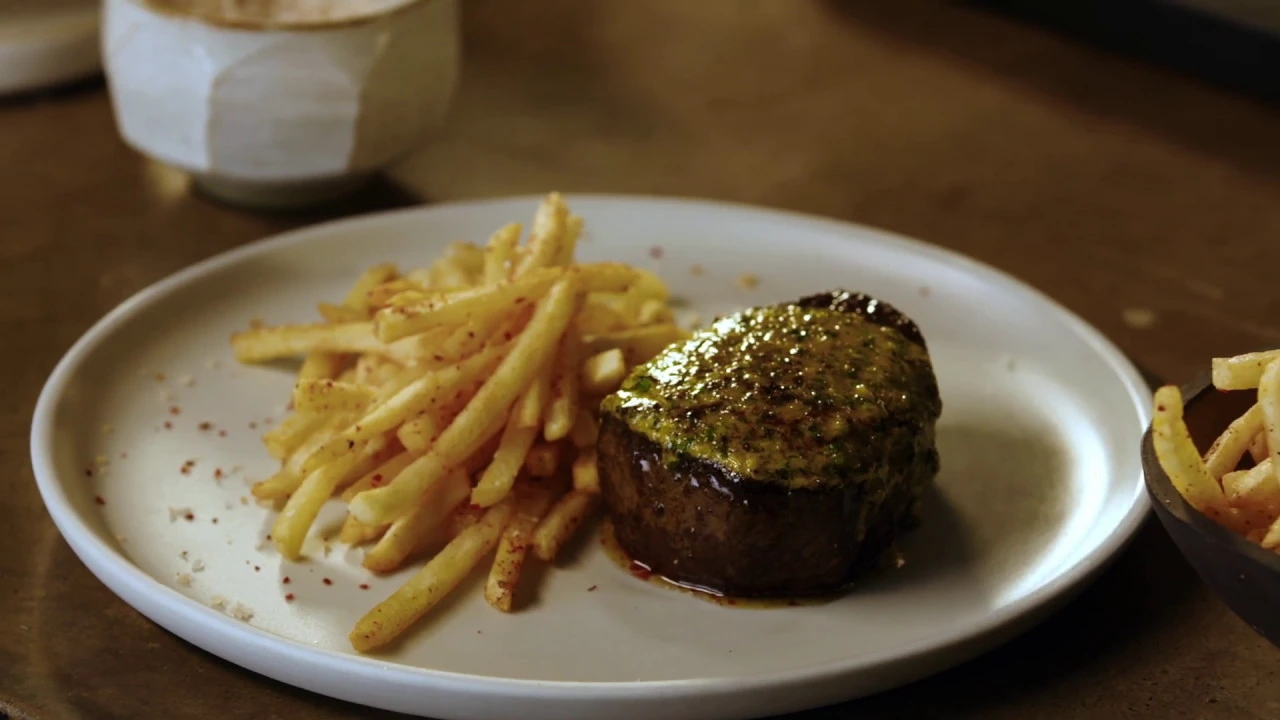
[580,347,628,396]
[273,434,390,560]
[350,500,515,653]
[524,443,561,478]
[483,223,522,284]
[232,322,381,363]
[585,324,688,367]
[299,352,347,380]
[363,470,472,573]
[572,448,600,493]
[569,408,599,448]
[471,422,539,507]
[318,303,368,323]
[544,326,581,442]
[485,485,554,612]
[344,263,399,311]
[373,268,563,343]
[532,490,598,562]
[350,276,580,526]
[292,379,376,416]
[1151,386,1230,519]
[262,411,325,461]
[1203,403,1264,479]
[342,452,416,503]
[339,514,386,546]
[514,192,569,277]
[513,360,552,429]
[1214,351,1280,391]
[1250,431,1270,465]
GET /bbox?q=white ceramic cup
[101,0,460,209]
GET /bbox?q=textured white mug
[101,0,460,209]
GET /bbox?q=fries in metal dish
[230,193,688,652]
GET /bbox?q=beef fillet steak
[597,290,942,598]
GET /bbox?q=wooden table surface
[5,1,1280,718]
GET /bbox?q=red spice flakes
[918,286,932,297]
[282,576,291,584]
[214,467,225,480]
[217,429,227,437]
[649,245,664,260]
[169,406,181,415]
[198,421,213,432]
[284,593,295,602]
[358,583,370,590]
[264,417,273,425]
[84,467,94,477]
[369,473,384,488]
[322,578,333,586]
[254,565,261,572]
[94,495,106,505]
[163,420,173,430]
[154,372,166,382]
[587,584,598,592]
[266,533,272,540]
[180,459,196,475]
[211,517,219,525]
[119,452,128,459]
[184,512,195,521]
[690,264,706,276]
[248,421,258,430]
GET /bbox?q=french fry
[485,484,554,612]
[251,417,344,500]
[262,411,326,461]
[339,514,386,546]
[580,348,628,396]
[364,278,421,309]
[349,500,515,653]
[232,322,382,363]
[318,303,369,324]
[1250,431,1270,465]
[1203,403,1264,479]
[572,448,600,493]
[471,422,539,507]
[514,193,569,277]
[298,352,347,381]
[363,470,472,573]
[544,326,581,442]
[585,324,688,367]
[1152,386,1231,520]
[577,295,631,336]
[513,360,552,429]
[344,263,399,311]
[292,379,377,416]
[532,490,598,562]
[637,297,674,325]
[484,223,522,284]
[350,276,580,527]
[342,452,417,503]
[1223,459,1280,523]
[273,434,391,560]
[397,413,443,454]
[1213,351,1280,391]
[557,213,584,267]
[373,268,564,343]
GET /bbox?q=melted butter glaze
[600,303,940,490]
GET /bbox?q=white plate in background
[31,195,1151,720]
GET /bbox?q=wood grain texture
[4,0,1280,717]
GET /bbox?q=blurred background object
[101,0,460,211]
[0,0,101,97]
[973,0,1280,103]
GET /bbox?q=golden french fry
[483,223,522,284]
[349,500,515,652]
[544,327,581,442]
[342,452,416,503]
[397,413,443,454]
[1152,386,1235,524]
[576,295,631,336]
[514,193,569,277]
[344,263,399,311]
[1214,351,1280,391]
[298,352,347,381]
[557,213,583,267]
[484,485,554,612]
[363,470,472,573]
[339,513,387,546]
[532,490,598,562]
[318,303,369,324]
[1203,403,1264,479]
[1223,459,1280,520]
[262,411,326,461]
[584,324,688,367]
[350,277,579,527]
[513,360,552,429]
[292,379,376,416]
[1249,431,1270,465]
[364,278,421,309]
[273,434,391,560]
[580,348,627,396]
[252,417,344,499]
[636,297,673,325]
[471,423,539,507]
[569,408,599,449]
[232,322,382,363]
[373,268,564,343]
[572,448,600,493]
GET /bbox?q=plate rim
[29,193,1153,705]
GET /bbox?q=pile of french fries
[229,193,688,652]
[1152,349,1280,551]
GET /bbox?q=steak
[597,290,942,597]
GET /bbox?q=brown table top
[5,1,1280,718]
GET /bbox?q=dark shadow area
[0,76,105,110]
[824,1,1280,185]
[191,173,424,224]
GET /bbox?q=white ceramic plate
[31,195,1151,720]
